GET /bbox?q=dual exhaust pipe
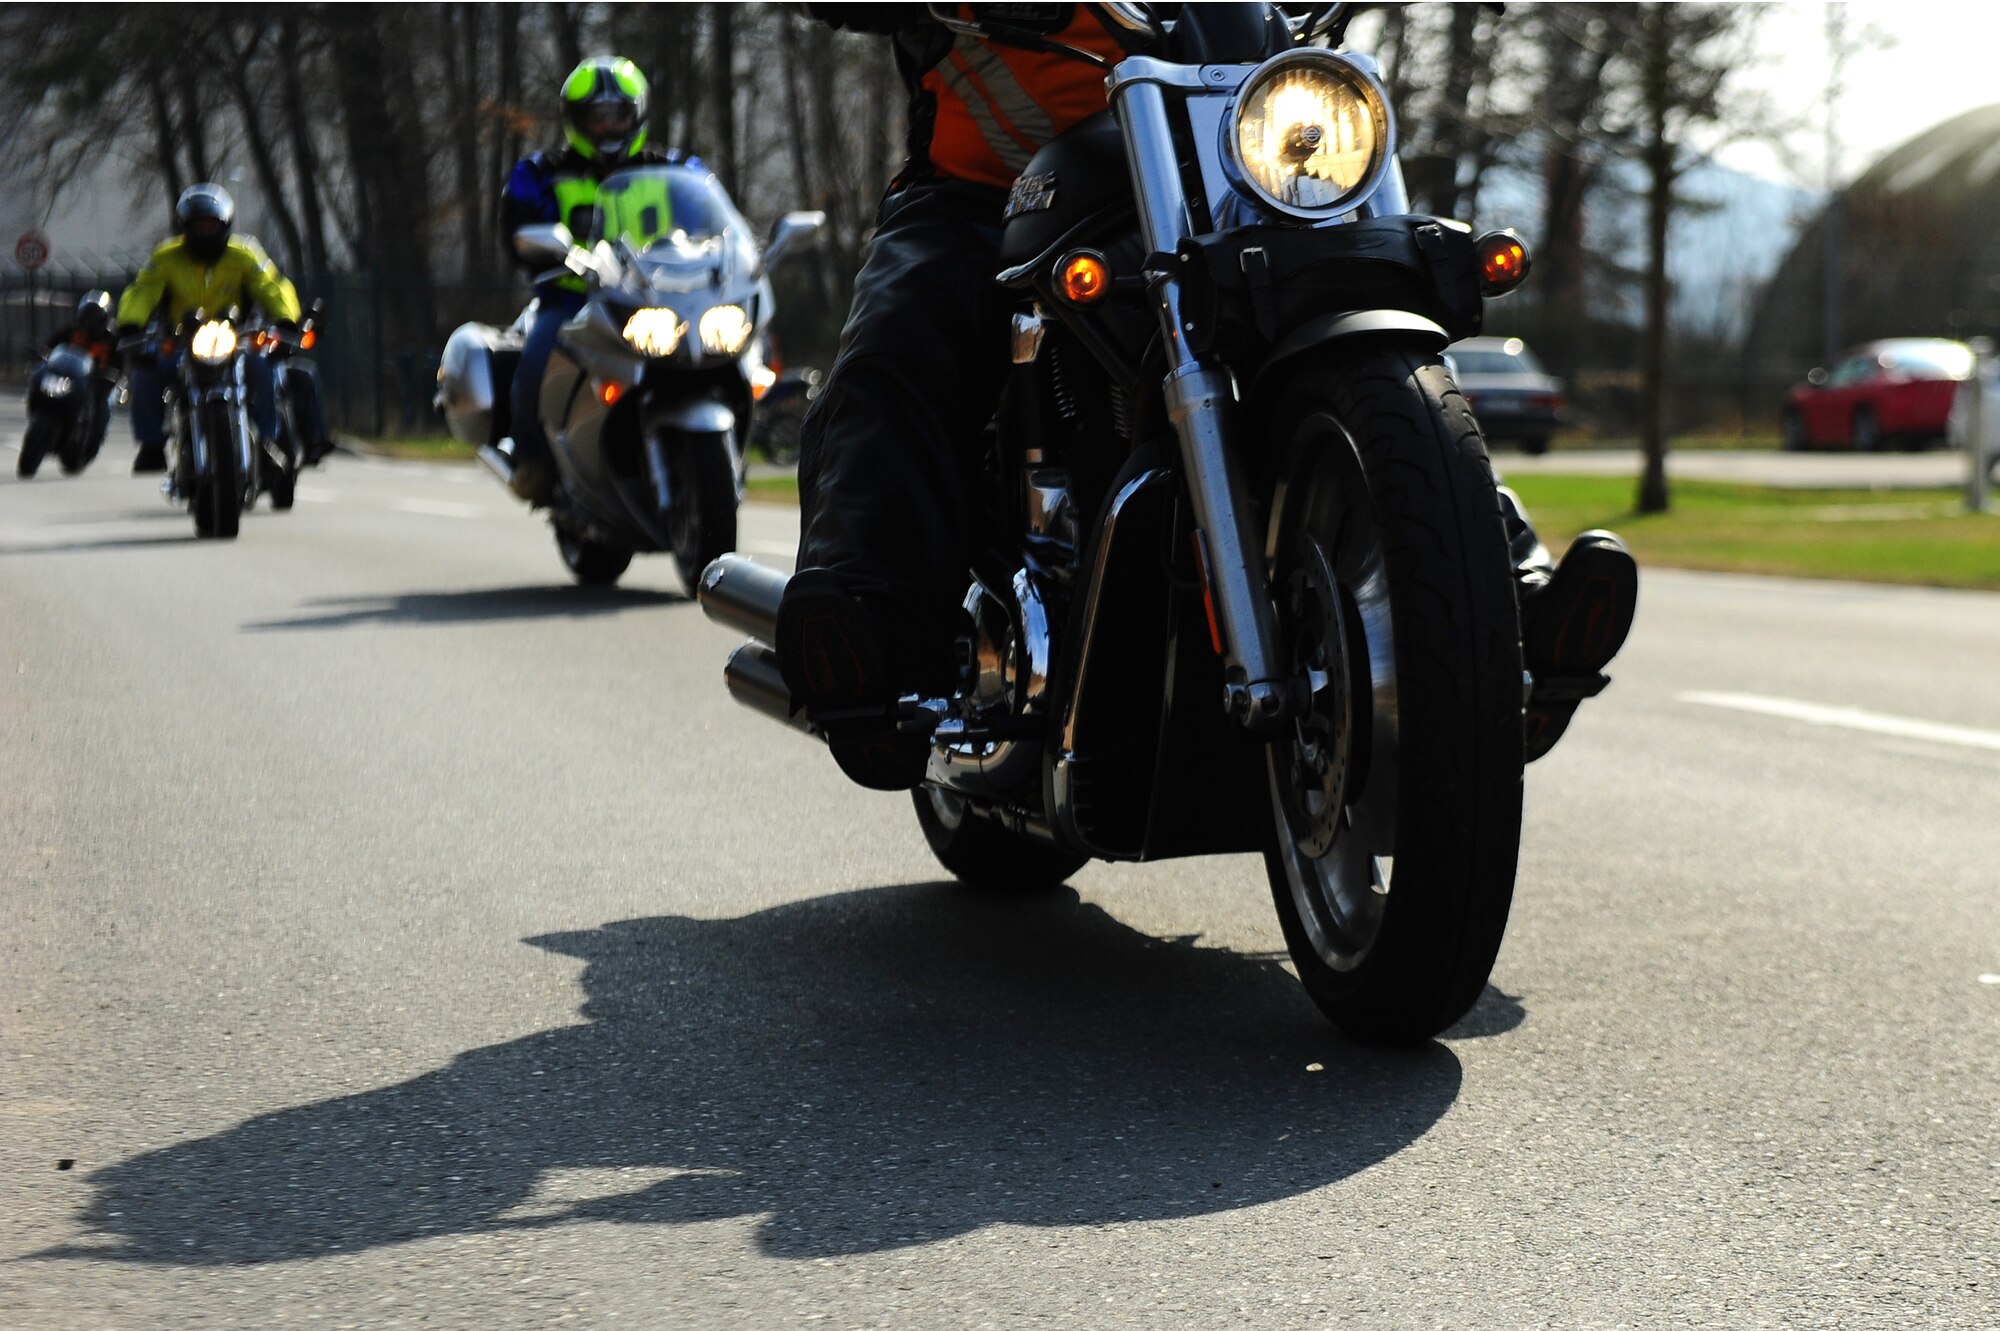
[698,554,808,733]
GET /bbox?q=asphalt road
[4,414,1998,1328]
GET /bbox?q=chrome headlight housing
[698,304,753,357]
[190,320,238,365]
[623,308,685,358]
[1226,49,1393,220]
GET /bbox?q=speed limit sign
[14,230,50,271]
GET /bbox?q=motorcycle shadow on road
[48,883,1513,1268]
[241,584,689,632]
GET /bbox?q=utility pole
[1821,6,1846,369]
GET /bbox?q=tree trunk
[143,67,186,220]
[548,2,582,75]
[446,4,487,281]
[217,25,309,275]
[177,65,210,183]
[708,4,739,196]
[1637,5,1673,515]
[279,12,331,275]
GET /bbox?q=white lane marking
[1980,975,2000,986]
[296,486,335,503]
[1680,691,2000,753]
[394,498,487,519]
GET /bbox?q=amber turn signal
[1057,249,1110,305]
[598,380,623,406]
[301,329,317,351]
[1476,230,1530,296]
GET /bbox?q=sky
[1719,2,2000,187]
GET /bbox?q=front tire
[1780,407,1808,451]
[911,788,1088,892]
[1851,406,1882,452]
[556,528,633,585]
[1259,347,1524,1044]
[17,417,51,478]
[666,433,739,589]
[194,405,242,540]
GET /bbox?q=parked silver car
[1445,335,1564,455]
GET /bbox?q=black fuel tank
[998,112,1134,273]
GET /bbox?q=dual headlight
[41,374,74,397]
[190,321,238,365]
[1228,50,1391,220]
[622,304,753,358]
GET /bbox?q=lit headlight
[41,374,74,397]
[623,308,685,357]
[699,305,753,356]
[1228,50,1390,219]
[190,321,238,364]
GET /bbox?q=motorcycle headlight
[623,308,685,357]
[190,321,238,365]
[41,374,74,397]
[698,305,753,357]
[1227,50,1392,219]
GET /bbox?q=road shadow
[0,533,197,557]
[48,882,1471,1266]
[242,584,688,631]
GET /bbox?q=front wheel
[17,417,52,478]
[1851,406,1882,452]
[1259,348,1524,1044]
[556,528,633,585]
[666,432,740,589]
[193,404,243,540]
[911,788,1089,892]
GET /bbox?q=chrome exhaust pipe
[698,552,789,643]
[724,641,811,734]
[476,443,515,487]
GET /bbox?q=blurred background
[0,2,1991,451]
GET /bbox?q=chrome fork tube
[1113,69,1290,728]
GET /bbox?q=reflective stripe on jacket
[920,5,1127,187]
[115,236,301,329]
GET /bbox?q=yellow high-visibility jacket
[116,235,301,329]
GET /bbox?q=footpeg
[1528,672,1610,705]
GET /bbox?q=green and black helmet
[561,56,650,166]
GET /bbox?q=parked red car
[1781,338,1974,451]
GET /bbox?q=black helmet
[76,290,113,335]
[176,183,236,263]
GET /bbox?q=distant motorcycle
[437,162,823,586]
[18,342,116,478]
[255,299,326,511]
[748,366,822,466]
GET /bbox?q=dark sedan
[1446,336,1564,455]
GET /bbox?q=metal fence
[5,267,1824,443]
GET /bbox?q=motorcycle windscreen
[593,166,758,281]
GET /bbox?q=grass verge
[1508,473,2000,590]
[745,472,801,505]
[342,434,476,461]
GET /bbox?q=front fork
[1114,72,1291,731]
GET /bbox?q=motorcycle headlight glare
[623,308,685,357]
[699,305,753,356]
[1228,51,1391,219]
[190,321,238,365]
[42,374,74,397]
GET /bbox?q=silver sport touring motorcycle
[439,163,823,586]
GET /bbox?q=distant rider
[496,55,700,502]
[115,183,332,474]
[42,291,122,457]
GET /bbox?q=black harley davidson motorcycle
[700,3,1549,1043]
